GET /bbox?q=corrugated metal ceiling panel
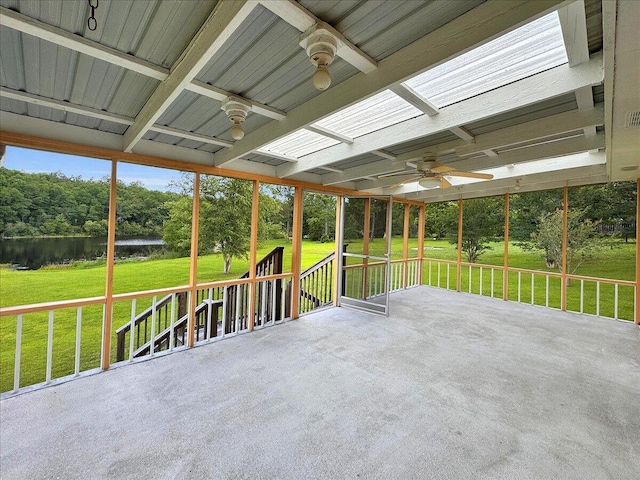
[0,26,160,118]
[0,0,215,68]
[243,153,287,167]
[157,91,273,143]
[195,4,358,112]
[464,93,578,136]
[301,0,485,60]
[329,153,381,171]
[1,96,127,134]
[143,130,222,155]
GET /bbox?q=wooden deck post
[361,198,371,299]
[561,185,568,311]
[290,187,303,319]
[333,195,343,306]
[457,198,463,292]
[418,204,425,285]
[636,178,639,325]
[403,203,410,289]
[503,193,510,301]
[248,180,259,330]
[101,160,117,370]
[187,173,200,347]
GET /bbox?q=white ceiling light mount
[222,97,251,140]
[300,23,339,90]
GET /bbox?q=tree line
[0,168,179,239]
[425,182,636,272]
[2,167,635,274]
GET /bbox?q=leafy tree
[447,197,503,263]
[163,197,196,256]
[82,219,108,236]
[426,201,457,239]
[304,193,336,241]
[525,208,600,281]
[258,184,287,241]
[509,189,564,241]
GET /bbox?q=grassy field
[0,238,635,392]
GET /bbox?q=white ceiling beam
[371,150,397,160]
[574,85,597,138]
[253,150,298,162]
[450,132,605,173]
[211,0,568,168]
[0,6,286,123]
[602,0,640,181]
[449,126,475,142]
[123,0,260,152]
[389,85,439,116]
[322,158,410,186]
[185,81,286,121]
[0,86,234,148]
[276,55,603,177]
[0,6,168,80]
[384,152,606,194]
[558,1,590,67]
[319,166,344,173]
[305,125,354,144]
[390,85,479,145]
[0,110,124,151]
[258,0,377,73]
[407,168,608,202]
[405,155,607,201]
[456,104,603,156]
[349,126,603,191]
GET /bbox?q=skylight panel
[312,89,423,139]
[257,129,340,158]
[403,12,568,108]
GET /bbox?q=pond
[0,236,166,270]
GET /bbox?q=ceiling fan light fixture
[419,177,441,189]
[300,24,338,91]
[222,97,250,141]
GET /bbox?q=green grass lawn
[0,238,635,393]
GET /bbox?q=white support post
[74,307,82,376]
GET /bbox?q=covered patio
[1,0,639,476]
[1,288,639,479]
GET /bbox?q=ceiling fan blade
[440,177,452,189]
[378,170,415,179]
[446,171,494,179]
[430,165,457,174]
[389,174,422,188]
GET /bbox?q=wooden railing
[114,247,284,362]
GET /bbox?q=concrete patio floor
[1,286,639,479]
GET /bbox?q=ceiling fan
[378,154,494,189]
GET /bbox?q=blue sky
[3,146,184,191]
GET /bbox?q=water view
[0,236,165,270]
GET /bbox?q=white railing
[343,258,421,299]
[0,273,293,397]
[422,258,637,322]
[0,296,106,397]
